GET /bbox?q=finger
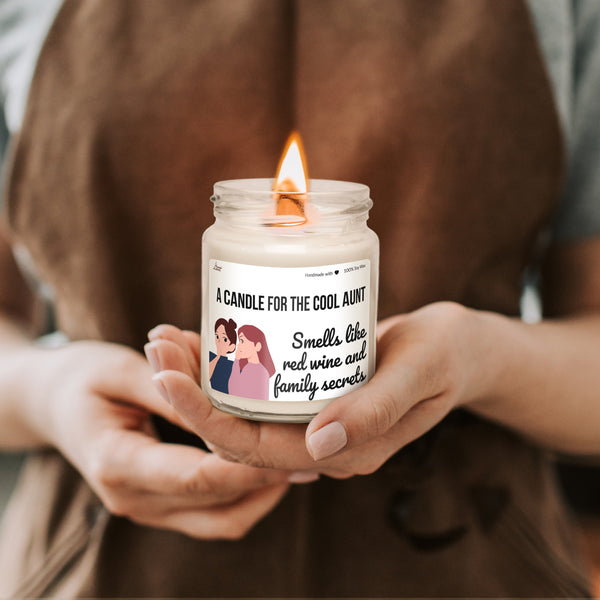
[304,348,443,461]
[90,348,191,431]
[144,339,196,380]
[148,324,198,376]
[155,483,290,540]
[376,314,406,339]
[382,394,452,449]
[182,330,201,373]
[153,370,312,470]
[98,429,292,501]
[199,452,320,492]
[308,395,453,478]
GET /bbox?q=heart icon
[335,270,339,274]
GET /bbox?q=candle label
[207,258,371,402]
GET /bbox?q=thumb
[304,359,433,462]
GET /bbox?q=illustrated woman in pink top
[228,325,275,401]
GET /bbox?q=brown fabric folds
[0,0,590,597]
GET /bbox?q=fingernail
[307,422,347,461]
[152,373,171,405]
[144,342,161,372]
[288,471,320,484]
[148,327,161,341]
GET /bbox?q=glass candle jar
[201,179,379,422]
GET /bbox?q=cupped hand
[147,302,484,479]
[31,340,303,540]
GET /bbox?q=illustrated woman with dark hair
[209,318,237,393]
[228,325,275,401]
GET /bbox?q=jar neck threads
[211,179,372,233]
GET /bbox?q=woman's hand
[148,303,485,478]
[15,340,311,539]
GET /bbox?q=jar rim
[211,178,372,229]
[213,178,370,200]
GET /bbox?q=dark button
[406,526,468,552]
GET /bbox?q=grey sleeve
[0,0,63,213]
[0,108,8,212]
[553,0,600,241]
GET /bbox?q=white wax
[201,179,379,422]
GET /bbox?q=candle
[201,133,379,422]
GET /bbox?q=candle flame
[273,132,309,224]
[274,132,308,194]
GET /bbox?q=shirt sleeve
[552,0,600,242]
[0,0,62,213]
[0,107,8,212]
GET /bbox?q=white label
[207,259,371,402]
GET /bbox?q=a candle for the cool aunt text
[201,133,379,422]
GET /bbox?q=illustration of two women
[209,319,275,401]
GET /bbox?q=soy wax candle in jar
[201,133,379,422]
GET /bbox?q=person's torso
[0,1,589,597]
